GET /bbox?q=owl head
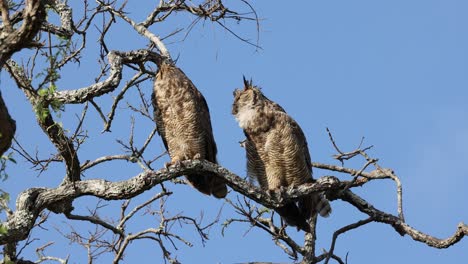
[232,76,265,115]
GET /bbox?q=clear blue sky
[1,1,467,263]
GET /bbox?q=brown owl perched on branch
[152,62,227,198]
[232,77,331,232]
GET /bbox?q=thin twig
[324,217,373,264]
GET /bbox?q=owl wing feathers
[196,89,228,198]
[197,92,217,163]
[289,119,332,218]
[233,84,331,232]
[245,133,268,188]
[151,91,169,151]
[291,120,312,175]
[246,120,311,232]
[152,63,227,198]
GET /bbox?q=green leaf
[0,193,9,202]
[38,88,48,97]
[49,84,57,93]
[0,225,8,235]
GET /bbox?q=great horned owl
[0,92,16,156]
[152,62,227,198]
[232,77,331,232]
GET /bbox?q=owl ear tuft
[243,76,256,91]
[242,75,250,91]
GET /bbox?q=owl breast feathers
[232,77,331,232]
[152,62,227,198]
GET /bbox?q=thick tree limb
[0,0,48,157]
[52,49,163,104]
[0,160,328,244]
[5,60,81,183]
[0,160,465,252]
[302,214,317,263]
[0,0,47,66]
[41,0,73,39]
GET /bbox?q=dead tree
[0,1,465,263]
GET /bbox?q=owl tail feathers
[210,176,228,198]
[185,174,212,196]
[276,203,311,233]
[185,174,228,199]
[299,193,332,219]
[316,195,332,218]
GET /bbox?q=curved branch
[312,161,388,179]
[339,190,468,248]
[0,159,466,253]
[0,160,345,244]
[0,0,47,66]
[6,60,81,183]
[324,217,373,264]
[65,212,123,236]
[97,1,171,61]
[80,154,137,171]
[41,0,73,38]
[52,49,163,104]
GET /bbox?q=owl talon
[193,153,201,160]
[267,189,276,197]
[165,156,182,169]
[174,160,182,168]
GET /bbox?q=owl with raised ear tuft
[152,62,227,198]
[232,77,331,232]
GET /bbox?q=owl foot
[267,189,275,199]
[193,153,201,160]
[165,156,182,169]
[267,188,282,200]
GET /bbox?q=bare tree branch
[324,217,373,264]
[0,0,47,66]
[97,0,172,61]
[1,159,463,257]
[1,1,465,263]
[338,190,467,249]
[52,49,163,104]
[5,60,81,183]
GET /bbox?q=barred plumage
[152,62,227,198]
[232,77,331,232]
